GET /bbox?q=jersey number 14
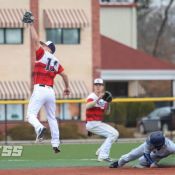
[45,58,58,72]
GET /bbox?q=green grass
[0,143,174,169]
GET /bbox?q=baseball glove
[102,91,113,103]
[22,11,34,23]
[87,131,93,137]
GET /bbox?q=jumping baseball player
[110,131,175,168]
[86,78,119,162]
[22,12,70,153]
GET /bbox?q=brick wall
[91,0,101,79]
[30,0,39,88]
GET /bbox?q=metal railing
[1,97,175,104]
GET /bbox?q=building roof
[101,35,175,70]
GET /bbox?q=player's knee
[26,114,31,121]
[138,156,149,166]
[26,114,35,122]
[111,130,119,142]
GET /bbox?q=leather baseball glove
[102,91,113,103]
[22,11,34,23]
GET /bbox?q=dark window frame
[0,28,23,44]
[46,28,80,45]
[105,81,128,97]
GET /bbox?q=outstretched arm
[60,72,70,96]
[22,11,40,50]
[29,23,40,51]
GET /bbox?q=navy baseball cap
[149,131,165,148]
[40,41,56,54]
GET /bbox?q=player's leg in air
[44,91,60,153]
[27,89,46,142]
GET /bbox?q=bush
[104,101,155,127]
[7,122,87,140]
[60,123,87,139]
[115,124,135,138]
[0,131,4,141]
[8,123,50,140]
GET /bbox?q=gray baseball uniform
[118,137,175,167]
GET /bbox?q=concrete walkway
[0,137,148,145]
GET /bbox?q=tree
[152,0,174,56]
[135,0,175,97]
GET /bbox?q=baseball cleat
[36,127,46,143]
[95,149,100,156]
[53,147,61,154]
[133,164,147,168]
[98,157,113,162]
[109,160,119,168]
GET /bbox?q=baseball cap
[40,41,56,54]
[94,78,104,85]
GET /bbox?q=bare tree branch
[152,0,174,56]
[134,0,151,9]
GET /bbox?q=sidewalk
[0,138,147,145]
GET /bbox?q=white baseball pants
[86,121,119,159]
[27,84,60,147]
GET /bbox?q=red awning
[0,81,30,99]
[0,9,26,28]
[54,80,89,99]
[44,9,89,28]
[0,80,89,100]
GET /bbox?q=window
[0,104,23,121]
[0,29,4,43]
[105,81,128,97]
[47,29,61,44]
[0,28,23,44]
[7,104,23,121]
[101,0,132,2]
[46,28,80,44]
[101,0,110,2]
[56,103,80,120]
[0,105,5,121]
[63,29,80,44]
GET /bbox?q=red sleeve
[36,47,44,60]
[57,64,64,74]
[87,98,94,103]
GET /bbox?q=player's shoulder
[47,52,59,60]
[165,137,174,146]
[87,92,98,100]
[164,137,175,152]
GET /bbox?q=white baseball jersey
[86,92,119,160]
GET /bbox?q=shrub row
[4,121,136,141]
[104,101,155,127]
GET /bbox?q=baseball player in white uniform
[110,131,175,168]
[26,16,70,153]
[86,78,119,162]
